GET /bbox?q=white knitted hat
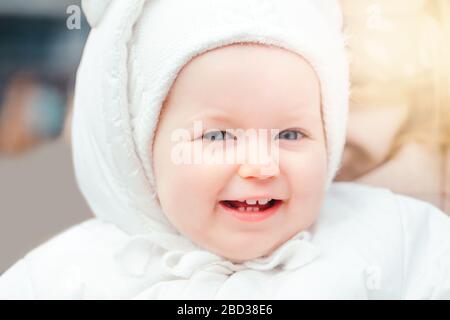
[74,0,349,235]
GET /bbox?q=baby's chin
[200,220,316,263]
[200,235,287,263]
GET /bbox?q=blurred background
[0,0,91,273]
[0,0,449,273]
[337,0,450,211]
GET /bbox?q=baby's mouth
[219,199,282,212]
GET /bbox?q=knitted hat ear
[81,0,113,28]
[313,0,343,30]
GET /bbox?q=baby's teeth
[238,207,245,212]
[242,199,271,205]
[252,207,259,212]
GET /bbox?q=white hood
[73,0,349,237]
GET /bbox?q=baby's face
[153,43,327,262]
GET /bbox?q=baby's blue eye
[202,130,235,141]
[277,130,304,140]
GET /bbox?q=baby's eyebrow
[183,104,321,128]
[283,108,321,122]
[185,110,236,125]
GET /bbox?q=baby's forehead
[178,42,318,84]
[166,43,321,116]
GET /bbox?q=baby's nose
[238,160,280,180]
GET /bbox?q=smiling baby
[0,0,449,299]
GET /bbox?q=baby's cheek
[282,144,327,183]
[302,156,327,190]
[162,163,229,229]
[172,163,224,198]
[282,148,327,221]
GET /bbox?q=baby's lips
[219,199,284,211]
